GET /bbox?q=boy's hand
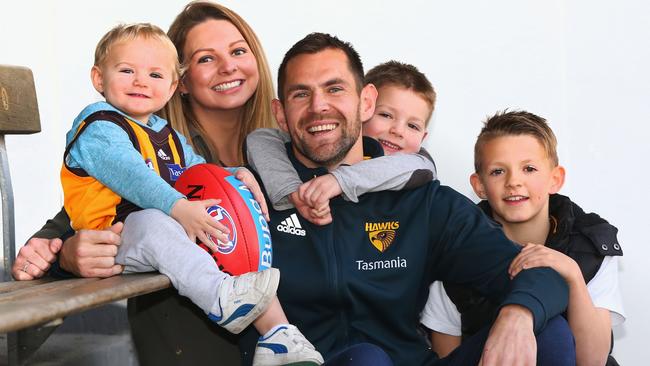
[234,167,270,221]
[508,243,581,283]
[170,198,230,251]
[298,174,342,208]
[290,192,332,226]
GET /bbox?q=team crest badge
[206,205,237,254]
[365,221,400,252]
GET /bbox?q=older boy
[59,23,322,366]
[246,61,437,222]
[422,110,625,365]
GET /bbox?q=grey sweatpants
[116,209,229,314]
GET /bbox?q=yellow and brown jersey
[61,110,186,230]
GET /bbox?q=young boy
[247,61,437,222]
[420,110,625,365]
[61,23,322,366]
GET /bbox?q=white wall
[1,0,647,363]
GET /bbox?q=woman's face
[180,19,259,113]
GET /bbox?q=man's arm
[432,188,569,364]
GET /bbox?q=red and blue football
[174,164,272,275]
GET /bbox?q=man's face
[273,48,376,169]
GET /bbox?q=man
[238,33,574,366]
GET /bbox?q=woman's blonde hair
[163,1,275,165]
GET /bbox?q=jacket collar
[287,136,385,183]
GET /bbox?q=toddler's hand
[508,243,581,284]
[234,167,270,222]
[171,198,230,251]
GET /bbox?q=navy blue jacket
[243,138,568,366]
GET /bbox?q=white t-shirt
[420,256,626,335]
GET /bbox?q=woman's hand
[234,167,270,221]
[59,222,125,278]
[12,237,63,280]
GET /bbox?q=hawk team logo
[365,221,399,252]
[206,205,238,254]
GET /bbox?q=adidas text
[276,224,306,236]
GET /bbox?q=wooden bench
[0,65,171,365]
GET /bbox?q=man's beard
[292,109,361,167]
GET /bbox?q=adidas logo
[276,213,306,236]
[157,149,170,160]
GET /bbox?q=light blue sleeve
[176,130,206,167]
[66,121,184,215]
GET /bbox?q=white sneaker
[208,268,280,334]
[253,324,324,366]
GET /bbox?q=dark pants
[324,343,393,366]
[440,315,576,366]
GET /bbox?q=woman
[14,2,391,365]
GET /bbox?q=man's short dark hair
[277,32,364,101]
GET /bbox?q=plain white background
[1,0,648,363]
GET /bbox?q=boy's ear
[90,66,104,94]
[470,173,487,199]
[549,165,566,194]
[359,83,378,122]
[272,99,288,133]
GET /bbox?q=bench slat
[0,273,170,333]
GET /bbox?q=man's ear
[359,83,378,122]
[549,165,566,194]
[470,173,487,199]
[90,66,104,94]
[272,99,288,132]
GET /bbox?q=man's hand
[12,237,63,280]
[509,243,582,283]
[170,198,230,251]
[234,167,270,222]
[59,222,125,278]
[479,304,536,366]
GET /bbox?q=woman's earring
[180,92,189,99]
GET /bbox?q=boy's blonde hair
[474,110,559,173]
[364,61,436,125]
[163,1,276,165]
[94,23,181,80]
